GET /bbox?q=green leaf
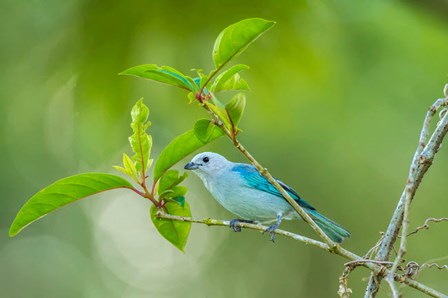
[123,153,137,174]
[187,92,197,104]
[113,153,139,183]
[112,165,128,176]
[192,77,201,89]
[212,18,275,69]
[120,64,196,91]
[158,170,188,195]
[199,75,209,89]
[194,118,223,143]
[216,74,249,92]
[191,69,209,90]
[9,173,133,237]
[211,64,250,92]
[129,99,152,177]
[203,94,233,129]
[160,195,186,207]
[185,76,199,92]
[160,186,188,199]
[170,196,185,208]
[131,98,150,124]
[153,119,224,181]
[150,201,192,252]
[225,93,246,127]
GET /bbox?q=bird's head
[184,152,230,177]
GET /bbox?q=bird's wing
[231,164,316,211]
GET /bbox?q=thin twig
[423,263,448,270]
[363,234,384,259]
[156,212,447,298]
[390,181,413,274]
[345,259,394,267]
[338,266,354,298]
[400,258,448,280]
[337,257,390,298]
[421,256,448,272]
[157,211,328,249]
[385,275,400,298]
[404,261,420,278]
[407,217,448,237]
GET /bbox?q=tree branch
[157,210,328,249]
[365,85,448,297]
[157,211,446,298]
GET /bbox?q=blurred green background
[1,0,448,297]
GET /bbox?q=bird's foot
[229,219,254,232]
[263,223,279,243]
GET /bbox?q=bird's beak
[184,162,199,170]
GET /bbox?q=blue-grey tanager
[184,152,350,243]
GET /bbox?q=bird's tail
[308,210,350,244]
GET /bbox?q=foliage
[9,173,133,237]
[150,201,191,252]
[9,17,274,252]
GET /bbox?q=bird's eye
[202,157,209,163]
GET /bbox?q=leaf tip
[255,17,276,27]
[8,228,17,237]
[118,68,132,76]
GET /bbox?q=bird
[184,152,350,243]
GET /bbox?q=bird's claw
[229,219,242,232]
[263,223,279,243]
[229,219,254,232]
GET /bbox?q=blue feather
[231,164,316,211]
[232,164,350,243]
